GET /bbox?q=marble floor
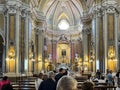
[116,87,120,90]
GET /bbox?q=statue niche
[62,49,66,57]
[57,35,70,64]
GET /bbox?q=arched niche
[57,35,70,64]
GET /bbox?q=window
[58,19,69,30]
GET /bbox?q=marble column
[115,13,119,70]
[38,29,44,72]
[70,40,75,63]
[81,28,88,71]
[34,26,45,73]
[81,11,92,71]
[93,0,120,72]
[22,9,31,74]
[95,14,99,71]
[4,0,31,75]
[52,40,57,63]
[4,0,22,74]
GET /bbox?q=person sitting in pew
[98,76,106,83]
[0,76,13,90]
[81,81,94,90]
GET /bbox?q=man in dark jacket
[55,68,65,83]
[116,69,120,87]
[38,71,56,90]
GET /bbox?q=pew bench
[77,85,117,90]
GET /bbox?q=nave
[0,0,120,89]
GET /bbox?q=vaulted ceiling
[31,0,94,31]
[39,0,86,30]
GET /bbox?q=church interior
[0,0,120,89]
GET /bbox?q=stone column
[70,40,75,63]
[95,14,99,71]
[93,0,120,72]
[4,0,22,74]
[21,8,31,74]
[31,3,46,72]
[34,25,45,73]
[51,40,57,63]
[103,10,108,73]
[93,1,108,72]
[115,12,119,70]
[82,28,89,70]
[81,12,92,71]
[104,0,119,72]
[38,29,44,72]
[15,3,20,75]
[4,0,31,75]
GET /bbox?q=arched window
[58,19,69,30]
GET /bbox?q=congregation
[34,68,120,90]
[0,68,119,90]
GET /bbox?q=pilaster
[21,8,31,74]
[81,11,92,72]
[93,0,120,72]
[4,0,22,75]
[33,22,45,73]
[4,0,31,76]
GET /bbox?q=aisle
[116,87,120,90]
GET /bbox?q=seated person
[56,76,78,90]
[81,81,94,90]
[98,76,106,83]
[0,76,13,90]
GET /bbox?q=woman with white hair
[56,76,78,90]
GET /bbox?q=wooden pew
[12,79,35,90]
[77,84,116,90]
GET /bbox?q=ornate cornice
[20,3,31,17]
[5,0,22,14]
[92,0,120,17]
[3,0,31,17]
